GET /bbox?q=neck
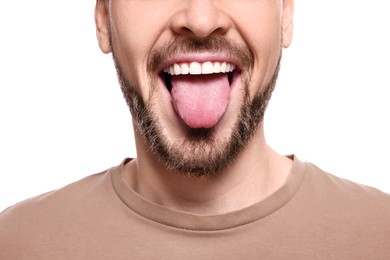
[123,124,292,215]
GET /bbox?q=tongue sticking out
[170,74,231,128]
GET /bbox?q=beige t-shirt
[1,157,390,259]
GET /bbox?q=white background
[1,0,389,211]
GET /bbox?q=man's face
[95,0,294,176]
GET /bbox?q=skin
[95,0,295,215]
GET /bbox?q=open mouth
[159,60,240,129]
[161,61,236,92]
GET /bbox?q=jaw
[124,54,280,177]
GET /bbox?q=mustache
[147,36,254,74]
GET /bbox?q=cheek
[111,2,170,62]
[230,2,282,58]
[110,6,170,99]
[231,8,282,97]
[110,24,154,98]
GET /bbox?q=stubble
[113,36,281,178]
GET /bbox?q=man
[1,0,389,259]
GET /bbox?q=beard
[112,36,281,178]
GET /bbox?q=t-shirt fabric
[1,156,390,259]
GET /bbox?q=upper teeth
[163,61,236,75]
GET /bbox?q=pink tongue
[170,74,230,128]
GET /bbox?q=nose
[170,0,232,39]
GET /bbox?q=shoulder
[281,159,390,254]
[0,168,114,257]
[0,167,113,219]
[302,162,390,205]
[1,168,110,213]
[296,161,390,231]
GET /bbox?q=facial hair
[112,36,281,178]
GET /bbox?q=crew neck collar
[110,156,306,231]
